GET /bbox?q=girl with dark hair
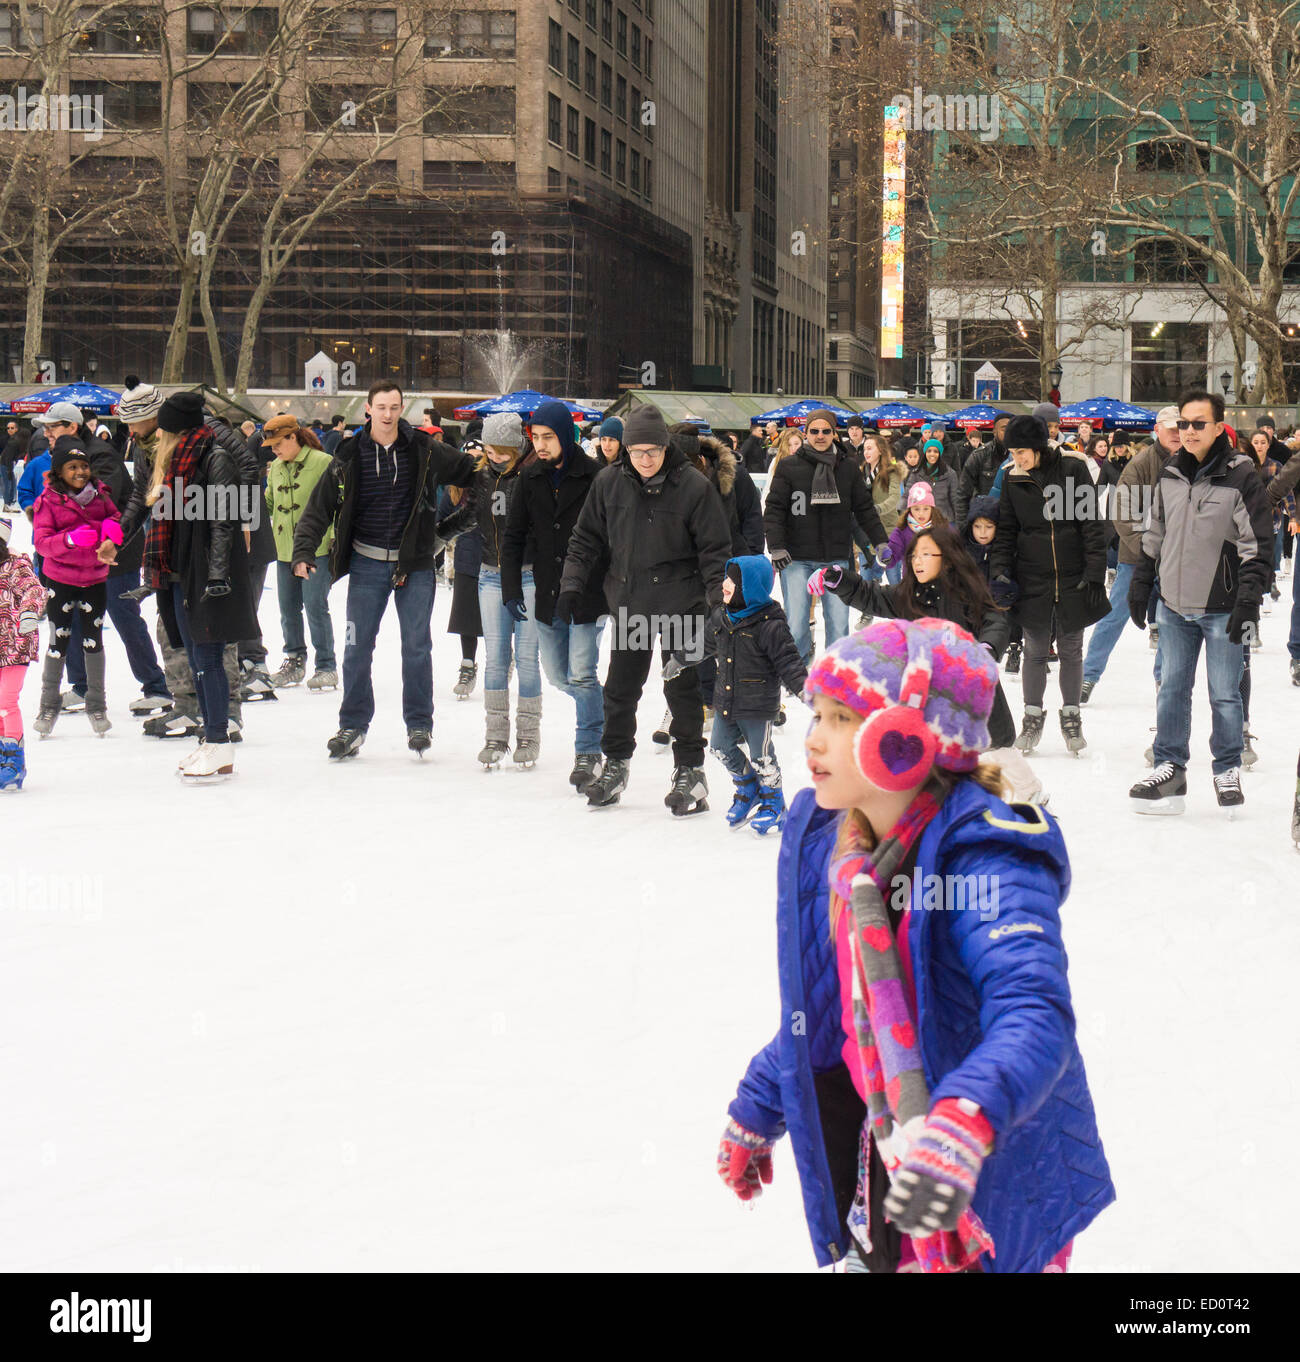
[0,517,46,789]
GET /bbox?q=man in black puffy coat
[557,402,731,812]
[955,411,1012,524]
[761,409,885,666]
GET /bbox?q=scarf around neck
[831,781,995,1273]
[805,446,841,505]
[142,426,206,589]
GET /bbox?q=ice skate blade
[1131,796,1185,816]
[669,800,709,817]
[514,760,537,769]
[179,770,234,783]
[587,798,622,809]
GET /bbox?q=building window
[585,47,596,96]
[600,128,612,175]
[187,6,277,54]
[569,0,580,14]
[601,62,612,109]
[617,9,627,55]
[309,85,395,132]
[630,147,640,191]
[645,36,652,77]
[425,86,515,135]
[630,86,641,134]
[547,92,562,145]
[427,10,516,58]
[828,340,839,361]
[584,116,597,165]
[586,0,597,29]
[616,74,627,121]
[310,8,397,56]
[568,34,580,85]
[828,312,838,327]
[631,24,641,68]
[567,105,580,155]
[187,82,251,130]
[616,138,626,182]
[70,80,162,128]
[826,371,838,393]
[548,166,563,191]
[601,0,612,43]
[73,6,164,52]
[1130,322,1210,402]
[547,19,562,71]
[0,4,43,47]
[646,0,654,18]
[643,156,652,198]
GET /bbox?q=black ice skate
[1130,762,1187,816]
[665,765,709,817]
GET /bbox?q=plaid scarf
[831,781,995,1273]
[142,426,207,589]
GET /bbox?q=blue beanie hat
[599,416,624,441]
[531,398,580,462]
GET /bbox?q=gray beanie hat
[482,411,524,450]
[1032,402,1060,425]
[117,383,165,423]
[622,404,670,448]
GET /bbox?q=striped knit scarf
[831,782,995,1273]
[142,426,207,589]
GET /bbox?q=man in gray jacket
[1128,390,1274,814]
[1081,405,1181,700]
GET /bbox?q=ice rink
[2,510,1296,1272]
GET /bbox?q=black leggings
[1022,621,1083,708]
[46,580,107,657]
[461,634,478,662]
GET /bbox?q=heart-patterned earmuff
[853,657,938,792]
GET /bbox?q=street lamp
[1219,369,1231,398]
[1049,361,1063,389]
[88,358,98,378]
[61,358,71,379]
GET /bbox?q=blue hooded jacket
[725,553,775,621]
[728,783,1114,1272]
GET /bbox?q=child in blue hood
[670,554,807,833]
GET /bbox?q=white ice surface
[1,511,1297,1272]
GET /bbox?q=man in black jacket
[500,397,607,791]
[54,411,171,717]
[738,419,768,473]
[761,409,886,666]
[557,402,731,812]
[291,380,477,759]
[1,419,22,508]
[955,411,1011,523]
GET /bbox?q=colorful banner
[881,106,906,363]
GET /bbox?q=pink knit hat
[907,482,936,509]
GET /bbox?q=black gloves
[554,590,580,624]
[1227,601,1258,646]
[1078,580,1108,616]
[770,549,792,573]
[503,598,527,623]
[990,574,1019,608]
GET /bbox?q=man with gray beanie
[557,402,731,813]
[1032,402,1063,448]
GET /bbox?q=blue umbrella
[9,381,123,415]
[1059,397,1157,431]
[474,389,554,418]
[857,401,942,428]
[755,398,856,425]
[944,403,1010,429]
[562,399,606,422]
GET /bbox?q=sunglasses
[1176,419,1213,430]
[807,426,834,435]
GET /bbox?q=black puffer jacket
[560,443,731,616]
[763,445,885,562]
[119,427,258,647]
[292,419,477,582]
[676,430,765,556]
[500,447,606,626]
[956,440,1007,524]
[989,448,1109,633]
[212,414,275,569]
[705,602,808,721]
[438,456,529,572]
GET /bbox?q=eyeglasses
[628,445,662,456]
[807,426,834,435]
[911,551,942,563]
[1176,419,1212,430]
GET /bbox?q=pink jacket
[0,552,47,666]
[31,478,120,589]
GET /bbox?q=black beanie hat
[157,391,206,434]
[1004,414,1048,452]
[725,561,746,611]
[51,439,90,478]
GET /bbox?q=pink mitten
[67,524,98,548]
[102,518,123,545]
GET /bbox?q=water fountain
[466,264,539,393]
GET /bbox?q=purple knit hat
[804,618,997,778]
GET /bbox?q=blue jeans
[1153,601,1244,774]
[861,556,902,588]
[477,568,541,698]
[536,616,605,753]
[710,713,777,778]
[277,556,335,670]
[0,463,14,504]
[1083,561,1138,684]
[781,559,851,665]
[171,583,227,741]
[65,567,169,698]
[339,553,435,730]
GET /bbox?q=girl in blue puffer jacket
[717,617,1113,1272]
